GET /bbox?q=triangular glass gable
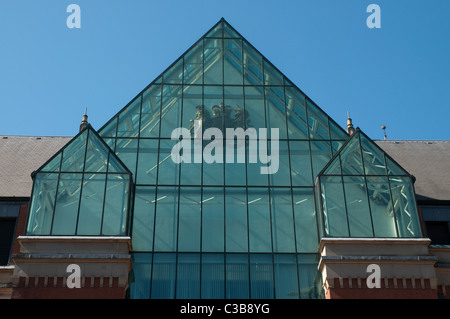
[317,129,420,239]
[28,125,133,236]
[97,18,349,185]
[319,129,409,178]
[38,125,130,175]
[321,155,341,175]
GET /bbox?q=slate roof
[376,140,450,202]
[0,136,71,198]
[0,134,449,202]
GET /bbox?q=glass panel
[136,139,159,185]
[153,187,178,251]
[265,86,287,139]
[298,254,321,299]
[179,138,202,186]
[225,188,248,252]
[367,176,397,237]
[243,41,263,85]
[320,176,349,237]
[244,86,265,129]
[307,100,329,140]
[285,86,308,139]
[107,144,129,173]
[322,155,341,176]
[332,140,345,156]
[179,85,203,185]
[268,141,290,186]
[51,173,82,235]
[386,155,407,176]
[224,86,246,186]
[115,138,138,177]
[102,137,115,151]
[293,189,318,253]
[224,39,243,85]
[202,188,224,252]
[40,153,61,172]
[77,173,106,235]
[183,41,203,86]
[250,254,274,299]
[202,86,224,186]
[271,188,295,252]
[310,141,332,180]
[182,85,203,133]
[329,119,348,140]
[339,135,364,175]
[203,38,223,85]
[99,117,117,138]
[140,84,161,138]
[160,85,182,138]
[263,60,283,86]
[360,134,386,175]
[248,188,271,252]
[176,253,200,299]
[132,187,156,251]
[130,253,152,299]
[274,254,299,299]
[151,253,176,299]
[117,96,141,138]
[246,148,269,186]
[289,141,312,186]
[343,176,373,237]
[157,139,179,185]
[178,187,201,252]
[223,22,241,38]
[201,254,225,299]
[225,85,248,128]
[61,130,87,172]
[204,85,224,130]
[84,132,109,173]
[163,58,183,84]
[26,173,58,235]
[102,174,129,235]
[205,22,222,38]
[389,177,422,237]
[226,254,249,299]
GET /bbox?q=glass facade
[317,129,422,238]
[26,127,133,236]
[25,19,423,299]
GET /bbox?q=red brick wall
[12,203,29,255]
[11,276,127,299]
[326,278,437,299]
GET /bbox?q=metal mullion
[151,83,163,252]
[199,37,205,299]
[173,57,187,299]
[339,158,352,237]
[261,59,276,298]
[48,152,64,235]
[282,83,302,297]
[357,134,376,237]
[99,151,110,236]
[386,172,400,237]
[74,129,91,235]
[221,36,227,299]
[149,84,163,299]
[242,81,252,299]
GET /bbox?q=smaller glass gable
[26,125,133,236]
[316,129,422,239]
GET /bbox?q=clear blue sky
[1,0,449,140]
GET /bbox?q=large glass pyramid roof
[97,18,349,145]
